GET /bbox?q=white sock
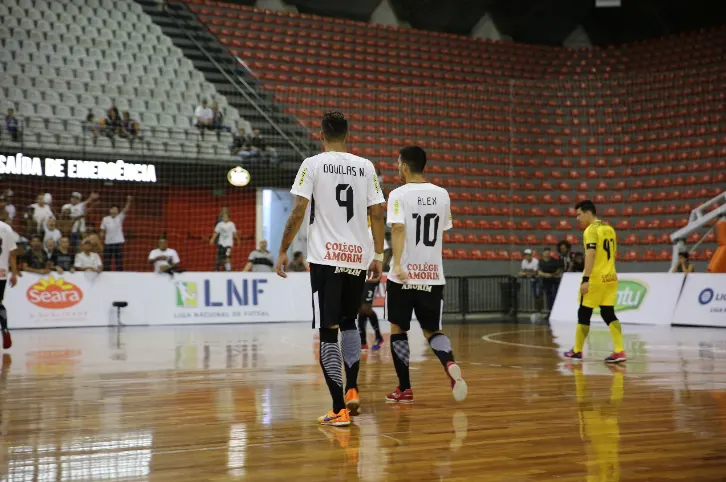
[225,262,231,271]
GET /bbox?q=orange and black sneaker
[318,408,351,426]
[344,388,360,414]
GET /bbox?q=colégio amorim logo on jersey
[27,276,84,309]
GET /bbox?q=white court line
[481,330,558,351]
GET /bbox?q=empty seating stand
[187,0,724,261]
[0,0,241,158]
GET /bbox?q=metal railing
[168,2,315,160]
[444,275,552,317]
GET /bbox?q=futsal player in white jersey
[276,112,386,426]
[385,146,467,404]
[0,220,19,350]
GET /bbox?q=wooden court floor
[1,321,726,481]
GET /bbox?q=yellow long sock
[608,320,624,353]
[574,324,590,354]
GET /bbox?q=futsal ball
[228,167,251,187]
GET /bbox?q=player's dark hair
[111,204,120,210]
[31,235,42,242]
[399,146,427,173]
[321,111,348,142]
[557,240,571,251]
[679,251,689,260]
[575,200,597,215]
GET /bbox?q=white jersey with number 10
[386,183,452,285]
[291,151,385,270]
[0,221,18,281]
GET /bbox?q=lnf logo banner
[0,153,157,183]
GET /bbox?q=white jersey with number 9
[291,151,385,270]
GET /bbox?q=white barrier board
[672,274,726,328]
[550,273,685,326]
[5,272,314,328]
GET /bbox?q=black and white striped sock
[391,333,411,390]
[341,326,361,392]
[319,328,345,412]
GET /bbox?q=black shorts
[0,280,6,303]
[386,280,444,333]
[216,245,232,263]
[361,281,379,305]
[310,263,366,329]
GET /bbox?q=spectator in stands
[244,240,274,272]
[44,238,56,258]
[50,237,74,273]
[537,247,562,313]
[85,110,100,145]
[120,111,141,147]
[210,101,231,140]
[557,240,573,272]
[22,235,50,274]
[519,248,543,312]
[30,194,54,234]
[100,196,132,271]
[230,127,252,156]
[286,251,308,272]
[148,237,181,275]
[194,98,214,139]
[74,238,103,273]
[62,191,99,249]
[43,218,62,245]
[671,251,695,273]
[210,211,240,271]
[2,189,16,222]
[5,108,20,142]
[571,252,585,272]
[101,106,123,147]
[249,129,278,163]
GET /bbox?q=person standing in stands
[210,211,240,271]
[100,196,132,271]
[62,192,100,249]
[558,240,573,272]
[537,247,562,314]
[244,240,274,272]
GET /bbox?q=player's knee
[319,327,338,343]
[339,319,356,331]
[390,323,406,335]
[600,306,618,325]
[577,306,593,326]
[423,329,443,340]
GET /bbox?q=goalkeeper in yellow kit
[564,200,627,363]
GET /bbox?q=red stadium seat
[543,234,558,245]
[622,234,638,245]
[624,250,638,261]
[454,248,468,259]
[443,248,454,259]
[557,220,572,230]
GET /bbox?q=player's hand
[580,281,589,295]
[367,260,382,283]
[9,272,18,288]
[392,264,407,283]
[276,251,289,278]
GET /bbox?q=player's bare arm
[390,222,407,283]
[581,247,596,295]
[276,195,309,278]
[367,202,385,282]
[122,196,133,214]
[9,250,18,287]
[209,232,218,245]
